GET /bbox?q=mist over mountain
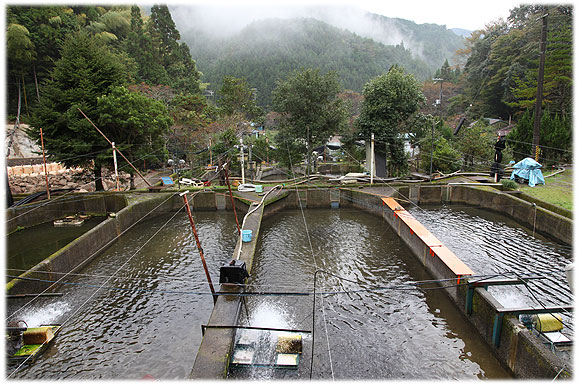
[170,4,467,106]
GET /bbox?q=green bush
[500,179,519,190]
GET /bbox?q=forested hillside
[182,16,465,106]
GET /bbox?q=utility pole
[78,108,151,187]
[306,126,311,177]
[532,13,548,161]
[370,133,375,184]
[431,78,444,181]
[248,144,253,181]
[223,163,241,234]
[239,138,245,184]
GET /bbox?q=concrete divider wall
[190,199,262,379]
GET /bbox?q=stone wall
[7,163,132,194]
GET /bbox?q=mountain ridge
[175,7,466,106]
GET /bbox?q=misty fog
[168,4,460,62]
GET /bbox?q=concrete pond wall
[342,185,572,379]
[191,185,572,380]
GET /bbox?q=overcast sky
[181,0,528,31]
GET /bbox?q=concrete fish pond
[5,187,573,380]
[6,204,239,379]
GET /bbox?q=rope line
[283,141,335,380]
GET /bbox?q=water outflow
[230,208,510,380]
[408,204,573,334]
[6,211,238,380]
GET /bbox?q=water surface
[7,211,237,380]
[229,208,510,380]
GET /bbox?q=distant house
[497,125,515,138]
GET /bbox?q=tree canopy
[272,68,348,174]
[356,66,425,176]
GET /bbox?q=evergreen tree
[272,68,348,175]
[218,76,264,121]
[29,31,130,191]
[126,5,169,85]
[356,66,425,176]
[97,86,172,188]
[147,4,201,93]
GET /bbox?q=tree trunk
[94,161,104,191]
[33,65,40,103]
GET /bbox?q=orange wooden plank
[430,246,474,276]
[381,196,474,277]
[381,197,402,211]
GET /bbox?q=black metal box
[219,260,249,284]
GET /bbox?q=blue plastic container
[255,185,263,193]
[242,229,253,242]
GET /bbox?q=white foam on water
[489,286,533,308]
[248,300,292,329]
[18,301,71,327]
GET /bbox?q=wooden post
[112,142,120,191]
[77,108,151,187]
[181,191,217,304]
[39,127,50,199]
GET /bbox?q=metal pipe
[181,191,217,303]
[201,324,311,336]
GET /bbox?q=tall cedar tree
[29,31,130,191]
[147,4,201,93]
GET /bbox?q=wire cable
[6,192,180,322]
[7,197,185,378]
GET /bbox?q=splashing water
[232,300,300,379]
[17,301,71,327]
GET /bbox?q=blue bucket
[255,185,263,193]
[242,229,253,242]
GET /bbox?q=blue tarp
[510,158,545,187]
[161,176,174,185]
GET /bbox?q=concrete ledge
[190,200,264,379]
[447,186,571,245]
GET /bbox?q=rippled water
[408,204,573,334]
[230,208,510,380]
[6,211,238,380]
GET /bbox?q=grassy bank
[517,168,573,211]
